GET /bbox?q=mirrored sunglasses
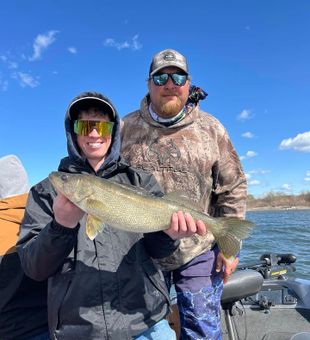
[74,120,114,137]
[152,72,188,86]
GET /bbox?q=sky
[1,0,309,198]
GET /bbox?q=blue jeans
[134,319,176,340]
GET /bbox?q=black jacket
[17,94,178,339]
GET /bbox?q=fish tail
[215,218,254,258]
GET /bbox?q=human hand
[53,193,85,228]
[164,211,207,240]
[216,252,239,284]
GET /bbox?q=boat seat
[221,269,264,306]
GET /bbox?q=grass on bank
[247,191,310,210]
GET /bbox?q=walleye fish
[49,171,254,259]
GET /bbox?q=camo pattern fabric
[121,95,247,270]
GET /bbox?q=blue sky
[1,0,309,198]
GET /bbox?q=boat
[221,253,310,339]
[168,253,310,339]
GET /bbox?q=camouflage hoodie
[121,95,247,269]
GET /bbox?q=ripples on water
[240,209,310,280]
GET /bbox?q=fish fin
[86,215,104,240]
[164,192,203,211]
[112,181,153,196]
[221,255,236,263]
[216,218,254,258]
[86,198,107,211]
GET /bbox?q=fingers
[231,257,239,270]
[165,211,186,240]
[216,252,223,275]
[164,211,207,240]
[182,212,197,234]
[217,253,239,284]
[53,193,84,228]
[222,264,232,284]
[195,220,207,236]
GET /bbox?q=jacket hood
[139,94,199,129]
[140,85,208,129]
[0,155,30,198]
[62,92,121,175]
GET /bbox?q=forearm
[18,220,78,281]
[144,231,180,259]
[214,179,247,218]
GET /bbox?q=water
[241,209,310,280]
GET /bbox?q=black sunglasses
[151,72,188,86]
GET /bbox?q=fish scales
[48,171,254,259]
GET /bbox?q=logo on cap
[163,52,176,61]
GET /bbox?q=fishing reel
[258,253,296,279]
[238,253,297,279]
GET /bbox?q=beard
[156,96,184,118]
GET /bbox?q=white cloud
[279,131,310,152]
[249,169,270,175]
[104,34,142,51]
[8,61,18,69]
[131,35,142,50]
[13,72,39,88]
[0,54,18,69]
[246,150,257,158]
[67,47,77,54]
[246,171,264,186]
[248,179,260,186]
[240,150,257,161]
[237,109,253,121]
[104,38,129,50]
[304,170,310,182]
[0,78,8,91]
[29,30,59,61]
[282,183,291,191]
[242,131,254,138]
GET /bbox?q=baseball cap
[68,92,116,120]
[149,49,189,76]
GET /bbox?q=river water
[241,209,310,280]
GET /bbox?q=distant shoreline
[247,205,310,212]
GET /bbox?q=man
[0,155,48,340]
[121,49,247,339]
[17,91,207,340]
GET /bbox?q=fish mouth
[48,171,68,193]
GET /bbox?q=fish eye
[61,174,68,182]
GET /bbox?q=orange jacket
[0,193,28,256]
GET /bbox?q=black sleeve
[143,231,180,259]
[125,165,164,197]
[17,179,79,281]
